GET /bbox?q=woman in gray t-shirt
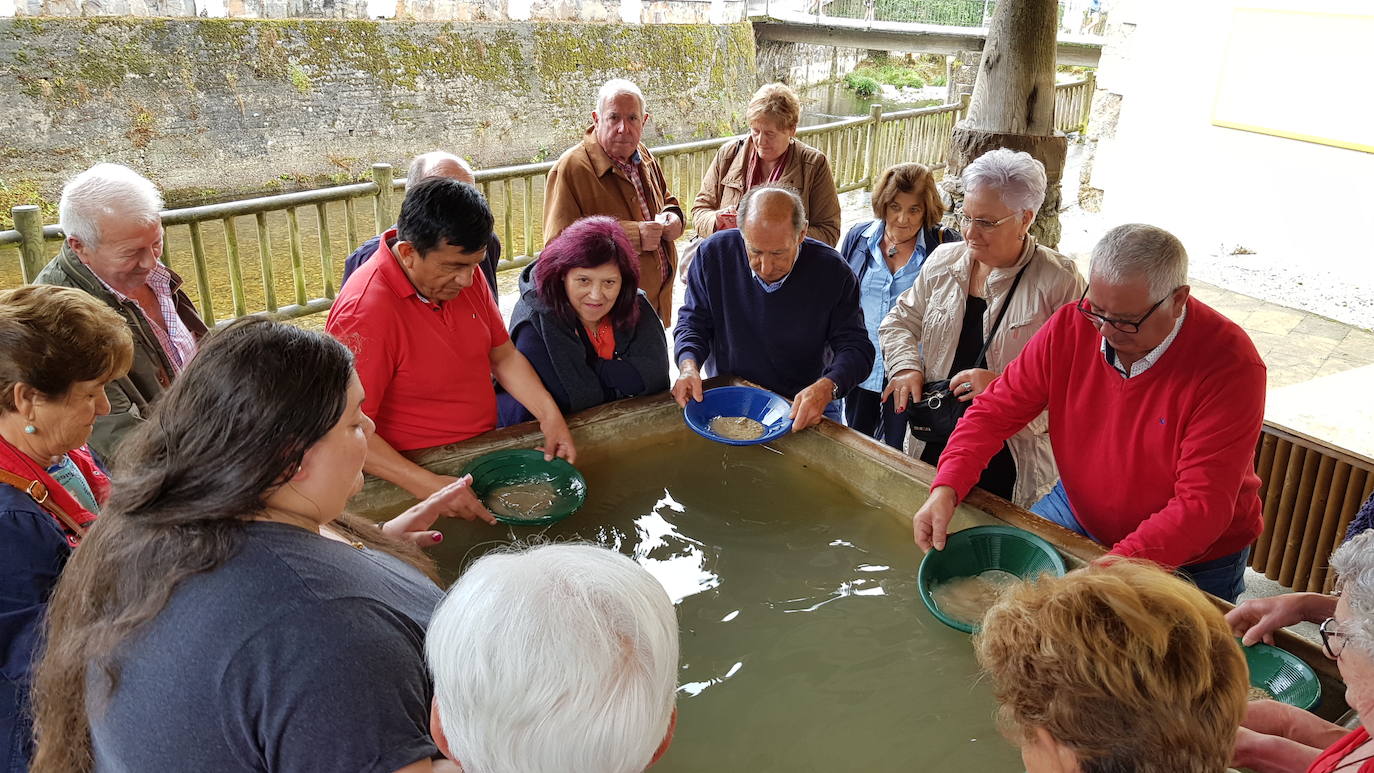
[30,318,484,773]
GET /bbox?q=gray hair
[58,163,163,248]
[961,148,1047,215]
[1330,529,1374,657]
[426,543,679,773]
[596,78,646,115]
[1089,223,1189,299]
[406,151,474,186]
[737,184,806,235]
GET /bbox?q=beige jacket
[691,137,841,246]
[878,236,1085,507]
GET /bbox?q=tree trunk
[942,0,1067,248]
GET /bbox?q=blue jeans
[1030,481,1251,603]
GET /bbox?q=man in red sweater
[913,223,1265,602]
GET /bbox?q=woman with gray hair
[878,148,1083,506]
[1230,529,1374,772]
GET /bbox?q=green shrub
[843,73,880,98]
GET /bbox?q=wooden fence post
[865,103,883,187]
[1080,71,1096,133]
[371,163,394,232]
[13,206,48,283]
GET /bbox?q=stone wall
[755,37,863,88]
[0,18,758,215]
[2,0,748,23]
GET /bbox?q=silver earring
[23,425,36,434]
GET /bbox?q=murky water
[374,436,1022,772]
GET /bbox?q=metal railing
[1251,422,1374,594]
[1,79,1093,325]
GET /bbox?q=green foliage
[843,73,879,98]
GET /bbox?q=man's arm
[1108,361,1267,566]
[820,269,875,398]
[931,320,1057,501]
[489,340,576,462]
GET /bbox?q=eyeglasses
[1074,285,1177,334]
[1319,617,1349,659]
[956,211,1020,231]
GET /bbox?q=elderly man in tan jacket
[878,148,1084,508]
[543,79,684,327]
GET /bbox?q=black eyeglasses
[1319,617,1349,659]
[1074,285,1177,334]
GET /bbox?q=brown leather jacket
[544,130,683,326]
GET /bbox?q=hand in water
[788,378,833,432]
[384,474,496,545]
[538,415,577,464]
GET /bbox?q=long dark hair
[31,317,434,772]
[534,215,642,331]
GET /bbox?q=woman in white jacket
[878,148,1084,507]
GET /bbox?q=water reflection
[630,492,721,605]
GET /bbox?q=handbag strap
[971,260,1031,370]
[0,467,89,539]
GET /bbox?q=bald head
[737,185,809,284]
[737,185,806,236]
[408,152,475,187]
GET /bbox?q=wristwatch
[830,380,842,401]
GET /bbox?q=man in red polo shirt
[328,178,575,521]
[912,223,1265,603]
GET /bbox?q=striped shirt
[95,263,198,372]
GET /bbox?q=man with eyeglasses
[913,223,1266,603]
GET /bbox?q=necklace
[585,319,607,343]
[885,233,918,259]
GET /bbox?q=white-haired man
[36,163,206,461]
[544,79,684,326]
[340,151,502,297]
[913,223,1266,603]
[426,543,679,773]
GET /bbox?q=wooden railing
[1251,422,1374,593]
[1053,72,1094,134]
[0,79,1095,324]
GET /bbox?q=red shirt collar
[373,228,441,307]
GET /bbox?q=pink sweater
[932,298,1266,567]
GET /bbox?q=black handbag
[905,262,1029,444]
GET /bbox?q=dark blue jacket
[0,484,73,772]
[674,229,874,399]
[340,229,502,298]
[838,219,962,282]
[498,262,669,425]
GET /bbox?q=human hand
[672,361,704,407]
[788,378,834,432]
[538,415,577,464]
[949,368,996,403]
[639,219,666,249]
[913,486,958,551]
[880,369,925,414]
[383,474,496,542]
[1226,592,1335,646]
[657,211,684,241]
[714,209,737,231]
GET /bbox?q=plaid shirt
[611,152,670,286]
[96,263,198,372]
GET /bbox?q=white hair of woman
[961,147,1047,219]
[58,163,163,248]
[1331,529,1374,654]
[597,78,646,115]
[1088,222,1190,299]
[426,542,679,773]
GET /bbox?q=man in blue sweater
[673,185,874,431]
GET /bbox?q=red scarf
[0,435,105,547]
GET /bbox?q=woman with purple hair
[498,216,669,424]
